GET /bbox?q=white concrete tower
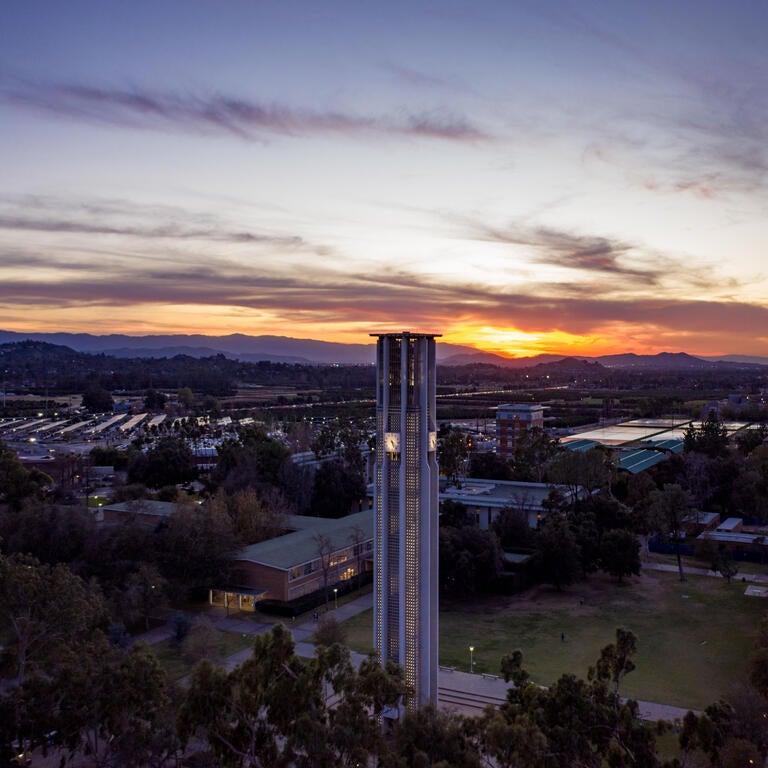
[371,331,440,709]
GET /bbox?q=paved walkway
[643,560,768,583]
[212,592,375,671]
[137,592,690,722]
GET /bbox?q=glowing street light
[333,587,338,610]
[469,645,475,673]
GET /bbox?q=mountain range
[1,330,767,369]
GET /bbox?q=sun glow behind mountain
[1,2,767,357]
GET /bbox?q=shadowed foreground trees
[0,553,107,685]
[484,629,661,768]
[178,624,408,768]
[3,614,767,767]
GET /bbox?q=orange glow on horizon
[0,307,753,359]
[440,324,628,358]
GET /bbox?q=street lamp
[469,645,475,673]
[333,587,338,610]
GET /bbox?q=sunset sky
[1,1,767,358]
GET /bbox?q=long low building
[211,509,374,611]
[364,477,584,530]
[440,478,583,529]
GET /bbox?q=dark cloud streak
[0,214,304,247]
[0,77,490,143]
[2,258,766,341]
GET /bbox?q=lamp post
[469,645,475,673]
[333,587,338,610]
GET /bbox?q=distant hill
[100,346,314,365]
[1,330,766,371]
[0,331,375,365]
[0,331,484,367]
[701,354,768,366]
[593,352,711,370]
[529,357,607,376]
[439,351,564,368]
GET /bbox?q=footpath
[643,560,768,583]
[133,590,695,722]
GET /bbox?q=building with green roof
[211,509,374,610]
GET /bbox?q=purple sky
[1,1,767,357]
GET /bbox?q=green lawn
[343,571,766,710]
[152,629,254,681]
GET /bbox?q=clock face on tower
[384,432,400,453]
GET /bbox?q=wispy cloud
[454,216,738,296]
[0,195,321,255]
[0,214,305,247]
[471,222,642,277]
[0,76,490,143]
[382,63,475,98]
[2,241,764,347]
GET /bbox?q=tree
[594,627,637,697]
[176,386,195,410]
[712,547,739,583]
[624,472,658,535]
[310,459,366,518]
[493,507,535,550]
[124,563,169,631]
[599,529,641,582]
[534,514,581,590]
[0,498,92,565]
[386,704,482,768]
[55,636,174,767]
[737,425,768,456]
[439,526,503,597]
[315,532,335,606]
[568,507,602,577]
[684,411,729,457]
[649,483,692,582]
[0,553,107,685]
[144,388,168,411]
[469,451,514,481]
[215,426,291,492]
[156,497,239,596]
[129,436,197,488]
[440,499,472,528]
[439,428,471,486]
[82,383,114,413]
[182,615,223,665]
[547,447,614,503]
[478,629,662,768]
[178,623,406,768]
[311,418,366,476]
[684,452,716,510]
[678,701,735,768]
[511,427,560,483]
[0,441,51,510]
[314,615,348,648]
[212,487,286,545]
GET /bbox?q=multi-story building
[496,403,544,457]
[372,332,439,710]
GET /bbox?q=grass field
[343,570,766,710]
[152,629,253,681]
